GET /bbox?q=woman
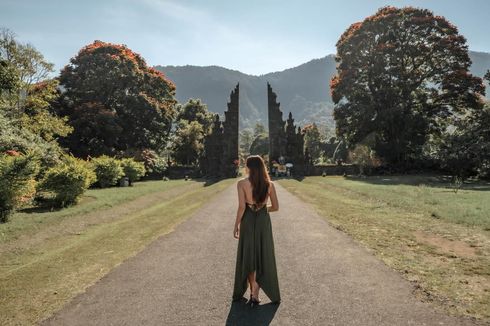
[232,155,281,307]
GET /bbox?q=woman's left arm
[234,181,246,239]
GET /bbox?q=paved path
[42,183,480,326]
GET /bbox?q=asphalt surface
[41,182,480,326]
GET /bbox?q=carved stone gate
[202,83,310,178]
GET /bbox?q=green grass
[0,178,234,326]
[278,175,490,322]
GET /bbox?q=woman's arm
[267,182,279,213]
[233,181,246,239]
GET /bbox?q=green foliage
[90,155,124,188]
[239,128,253,157]
[0,153,39,222]
[0,110,64,176]
[332,138,348,163]
[253,123,266,137]
[0,59,19,95]
[19,78,73,142]
[437,104,490,179]
[0,28,54,110]
[302,123,323,163]
[348,144,381,175]
[176,99,214,134]
[39,155,96,207]
[58,40,177,157]
[133,149,168,175]
[121,158,146,185]
[249,133,269,156]
[171,120,205,165]
[331,6,485,166]
[0,28,71,175]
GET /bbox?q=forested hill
[154,51,490,130]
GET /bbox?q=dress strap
[246,202,267,212]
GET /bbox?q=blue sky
[1,0,489,75]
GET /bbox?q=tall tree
[302,123,323,163]
[175,98,214,134]
[171,120,205,165]
[59,40,177,157]
[0,28,54,111]
[239,129,253,157]
[0,28,71,170]
[330,6,485,166]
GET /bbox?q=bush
[0,153,40,222]
[39,155,96,207]
[348,144,382,175]
[90,155,124,188]
[121,158,146,185]
[135,149,168,175]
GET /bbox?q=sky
[1,0,489,76]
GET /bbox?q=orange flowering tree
[330,6,485,166]
[59,41,177,157]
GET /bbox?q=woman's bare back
[237,178,279,212]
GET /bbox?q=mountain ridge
[155,51,490,130]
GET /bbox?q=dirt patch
[413,230,477,258]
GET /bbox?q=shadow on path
[226,298,280,326]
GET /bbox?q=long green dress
[232,203,281,303]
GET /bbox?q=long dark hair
[246,155,270,204]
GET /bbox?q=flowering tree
[59,41,177,157]
[330,6,485,166]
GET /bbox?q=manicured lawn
[278,175,490,322]
[0,178,234,326]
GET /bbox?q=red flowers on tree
[59,41,177,158]
[330,6,485,166]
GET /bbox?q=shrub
[135,149,168,175]
[121,158,146,185]
[39,155,96,207]
[0,153,40,222]
[90,155,124,188]
[348,144,382,175]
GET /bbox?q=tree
[330,6,485,166]
[0,59,18,95]
[176,99,214,134]
[172,120,205,165]
[253,123,266,138]
[249,134,269,156]
[20,79,72,142]
[0,28,70,172]
[58,40,177,157]
[239,129,253,157]
[0,28,54,111]
[302,123,323,163]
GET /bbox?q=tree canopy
[330,6,485,166]
[58,40,177,157]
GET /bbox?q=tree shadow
[18,205,64,214]
[226,298,280,326]
[344,174,490,191]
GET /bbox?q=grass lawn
[278,175,490,322]
[0,178,234,326]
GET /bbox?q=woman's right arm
[267,182,279,212]
[234,181,246,239]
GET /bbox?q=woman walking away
[232,155,281,307]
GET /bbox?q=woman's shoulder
[237,177,249,186]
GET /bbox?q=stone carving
[203,84,239,178]
[267,83,309,176]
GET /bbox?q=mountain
[154,51,490,130]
